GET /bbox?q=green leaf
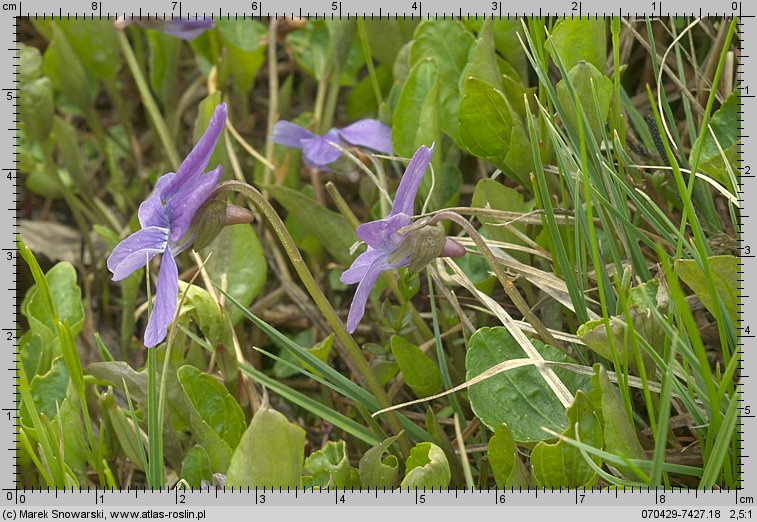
[273,333,334,380]
[20,77,54,145]
[177,365,246,471]
[588,364,646,478]
[53,117,90,198]
[57,20,120,81]
[488,424,531,487]
[530,392,602,487]
[346,65,392,119]
[56,385,88,481]
[87,361,147,404]
[217,19,267,94]
[226,406,306,487]
[392,58,441,160]
[358,433,401,488]
[577,279,668,361]
[19,43,43,83]
[390,336,442,398]
[491,20,529,82]
[421,162,462,212]
[104,394,146,472]
[200,224,267,324]
[180,445,214,488]
[696,90,739,187]
[268,184,357,265]
[41,24,95,114]
[286,22,330,79]
[20,331,45,380]
[22,261,84,341]
[556,61,613,140]
[460,19,528,82]
[675,255,739,324]
[363,19,417,67]
[465,327,590,442]
[21,357,69,427]
[458,78,532,186]
[303,440,350,488]
[462,20,502,91]
[499,71,536,121]
[286,21,363,85]
[178,282,230,348]
[409,21,474,143]
[326,19,356,68]
[400,442,451,488]
[147,31,182,112]
[471,178,526,244]
[546,19,607,72]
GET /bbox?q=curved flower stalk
[272,119,392,170]
[115,16,215,41]
[107,103,228,347]
[339,144,465,333]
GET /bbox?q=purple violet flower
[272,119,393,170]
[339,144,465,333]
[107,103,228,347]
[115,16,215,41]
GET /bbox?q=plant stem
[146,347,163,487]
[313,72,329,134]
[356,19,384,110]
[117,30,180,170]
[263,18,279,190]
[214,181,409,453]
[322,72,341,133]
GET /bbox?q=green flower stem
[146,347,163,487]
[215,181,408,453]
[321,71,341,133]
[313,73,329,135]
[429,211,568,354]
[263,18,279,190]
[117,30,181,170]
[356,19,383,109]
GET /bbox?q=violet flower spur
[272,119,393,170]
[339,144,465,333]
[106,103,228,347]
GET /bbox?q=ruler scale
[5,0,753,518]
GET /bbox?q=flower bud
[388,224,464,274]
[188,200,253,251]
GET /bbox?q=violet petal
[338,119,393,154]
[272,121,316,148]
[301,130,343,168]
[345,255,409,333]
[167,165,224,243]
[345,255,388,333]
[356,213,411,250]
[143,252,179,347]
[138,172,176,229]
[391,144,434,217]
[107,226,170,281]
[339,248,383,285]
[158,19,215,40]
[164,103,227,197]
